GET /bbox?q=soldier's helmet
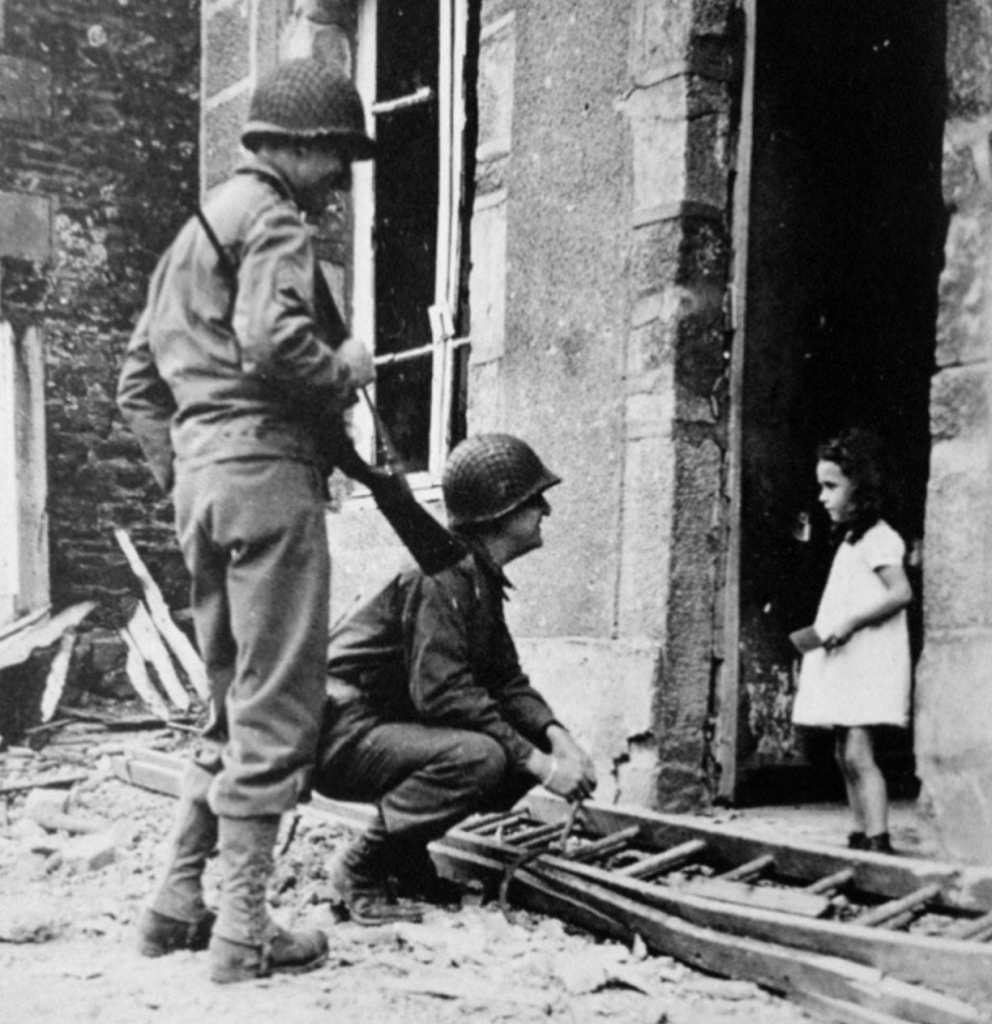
[443,434,561,529]
[241,58,375,159]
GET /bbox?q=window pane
[376,357,433,473]
[374,1,440,469]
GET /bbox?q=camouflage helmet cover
[241,58,375,159]
[443,434,562,528]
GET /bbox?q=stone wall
[197,0,740,809]
[490,0,738,807]
[0,0,199,684]
[916,0,992,862]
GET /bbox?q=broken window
[352,0,470,479]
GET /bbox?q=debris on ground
[0,727,819,1024]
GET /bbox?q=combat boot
[209,815,328,984]
[137,761,218,957]
[390,840,464,908]
[327,828,425,926]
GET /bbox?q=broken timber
[111,749,991,1024]
[0,601,95,673]
[114,527,209,701]
[124,602,190,712]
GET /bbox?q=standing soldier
[313,434,598,924]
[117,58,376,983]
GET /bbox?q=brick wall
[0,0,199,687]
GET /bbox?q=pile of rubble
[0,737,814,1024]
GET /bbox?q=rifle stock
[330,417,466,577]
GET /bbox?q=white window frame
[352,0,470,490]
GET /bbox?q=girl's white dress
[792,520,910,728]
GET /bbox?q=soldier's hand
[546,725,597,797]
[543,753,596,802]
[338,336,376,389]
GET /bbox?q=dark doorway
[732,0,947,802]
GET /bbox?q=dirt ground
[8,714,946,1024]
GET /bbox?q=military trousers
[174,457,329,818]
[313,704,535,843]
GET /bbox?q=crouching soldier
[313,434,598,924]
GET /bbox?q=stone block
[23,788,70,822]
[940,128,991,216]
[624,80,690,213]
[62,831,117,874]
[631,0,734,86]
[628,314,676,378]
[0,896,62,943]
[478,13,515,157]
[946,1,992,115]
[936,206,992,367]
[466,360,503,432]
[631,0,694,77]
[0,56,52,121]
[617,432,675,638]
[0,192,54,263]
[922,441,992,631]
[203,92,251,190]
[929,364,991,442]
[915,629,992,756]
[204,1,251,99]
[917,765,992,865]
[515,636,660,807]
[469,191,508,366]
[631,219,681,298]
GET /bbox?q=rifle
[195,205,466,576]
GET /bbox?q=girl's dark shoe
[864,832,895,855]
[847,831,868,850]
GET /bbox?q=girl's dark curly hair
[817,427,893,543]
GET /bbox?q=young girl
[791,428,913,854]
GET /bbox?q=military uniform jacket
[117,154,358,493]
[324,547,560,771]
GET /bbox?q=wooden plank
[462,809,527,833]
[859,886,942,929]
[504,821,564,847]
[39,631,75,722]
[16,327,49,615]
[441,824,992,1004]
[125,603,190,711]
[522,861,983,1024]
[117,627,171,721]
[616,839,708,879]
[114,527,209,700]
[675,878,831,919]
[430,844,982,1024]
[714,0,759,804]
[0,604,50,643]
[717,853,775,881]
[806,869,856,895]
[110,751,992,1007]
[948,909,992,942]
[470,809,530,836]
[525,794,992,913]
[795,991,959,1024]
[110,753,182,797]
[564,826,640,863]
[0,601,95,672]
[0,771,89,795]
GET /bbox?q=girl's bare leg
[834,728,867,834]
[843,726,889,837]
